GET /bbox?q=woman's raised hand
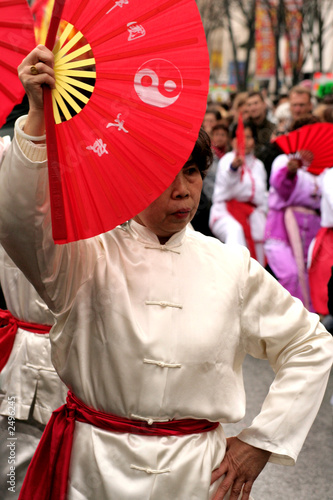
[287,158,302,175]
[17,45,55,137]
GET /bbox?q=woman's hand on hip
[211,436,271,500]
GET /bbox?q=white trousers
[0,415,44,500]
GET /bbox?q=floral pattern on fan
[106,0,129,15]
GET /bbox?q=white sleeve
[0,117,103,314]
[212,152,240,204]
[237,257,333,465]
[249,158,268,211]
[323,168,333,209]
[270,153,289,176]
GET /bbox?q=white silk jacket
[0,117,332,500]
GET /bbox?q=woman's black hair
[184,128,213,179]
[212,123,230,135]
[231,121,257,141]
[205,107,222,121]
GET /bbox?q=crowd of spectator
[192,84,333,329]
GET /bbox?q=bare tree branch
[196,0,333,91]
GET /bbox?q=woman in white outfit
[0,136,67,500]
[0,45,332,500]
[0,247,67,499]
[209,124,267,266]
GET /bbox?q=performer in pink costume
[264,154,323,310]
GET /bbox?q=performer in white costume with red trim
[209,124,267,267]
[0,45,332,500]
[0,246,67,499]
[0,137,67,500]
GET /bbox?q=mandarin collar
[127,219,187,249]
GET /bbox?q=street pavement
[223,355,333,500]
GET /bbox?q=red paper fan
[236,113,245,158]
[236,113,245,178]
[0,0,36,128]
[43,0,210,244]
[274,122,333,175]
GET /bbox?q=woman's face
[244,127,255,154]
[212,129,229,149]
[133,164,203,243]
[202,112,217,134]
[232,127,255,155]
[239,104,250,122]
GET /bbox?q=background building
[196,0,333,96]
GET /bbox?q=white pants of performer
[0,414,44,500]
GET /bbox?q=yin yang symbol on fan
[134,59,183,108]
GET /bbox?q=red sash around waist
[226,199,257,260]
[19,391,219,500]
[0,309,52,371]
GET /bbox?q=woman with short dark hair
[0,45,332,500]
